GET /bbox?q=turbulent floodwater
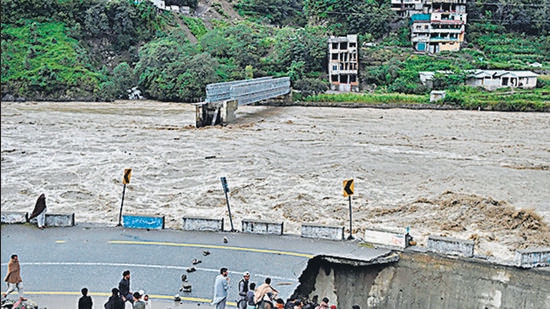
[2,100,549,261]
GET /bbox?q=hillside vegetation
[1,0,549,110]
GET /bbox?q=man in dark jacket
[105,288,125,309]
[78,287,93,309]
[238,271,250,309]
[118,270,134,304]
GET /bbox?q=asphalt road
[1,224,390,309]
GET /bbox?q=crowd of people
[3,256,357,309]
[102,270,151,309]
[213,268,360,309]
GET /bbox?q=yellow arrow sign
[343,179,354,197]
[123,169,132,184]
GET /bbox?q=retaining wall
[294,251,550,309]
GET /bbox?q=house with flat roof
[465,70,539,91]
[420,70,539,91]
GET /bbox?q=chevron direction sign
[343,179,354,197]
[123,168,132,185]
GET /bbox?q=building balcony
[429,37,459,42]
[429,28,464,33]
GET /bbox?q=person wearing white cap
[141,290,152,309]
[238,271,251,309]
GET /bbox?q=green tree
[235,0,306,26]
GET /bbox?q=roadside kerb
[514,247,550,268]
[427,235,474,257]
[301,223,344,240]
[182,217,224,232]
[363,227,409,249]
[1,211,28,224]
[123,214,165,229]
[44,213,75,227]
[241,219,284,235]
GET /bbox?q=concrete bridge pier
[195,100,238,128]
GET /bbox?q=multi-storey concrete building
[392,0,467,53]
[390,0,423,17]
[327,35,359,92]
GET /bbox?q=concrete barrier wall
[514,247,550,268]
[363,228,407,249]
[427,235,474,257]
[183,217,224,232]
[301,224,344,240]
[242,219,284,235]
[123,215,165,229]
[1,212,28,224]
[45,213,75,227]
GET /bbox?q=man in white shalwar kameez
[212,267,230,309]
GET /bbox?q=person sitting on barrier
[118,270,134,304]
[28,193,47,229]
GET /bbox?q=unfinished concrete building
[328,35,359,92]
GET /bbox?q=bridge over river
[195,76,291,127]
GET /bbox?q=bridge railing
[205,77,290,105]
[205,77,274,103]
[230,77,290,105]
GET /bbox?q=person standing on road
[2,254,26,301]
[246,282,256,309]
[119,270,134,304]
[28,193,47,229]
[238,271,250,309]
[78,287,93,309]
[105,288,125,309]
[133,291,146,309]
[143,292,152,309]
[212,267,230,309]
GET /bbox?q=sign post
[118,168,132,227]
[343,179,354,240]
[220,177,235,232]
